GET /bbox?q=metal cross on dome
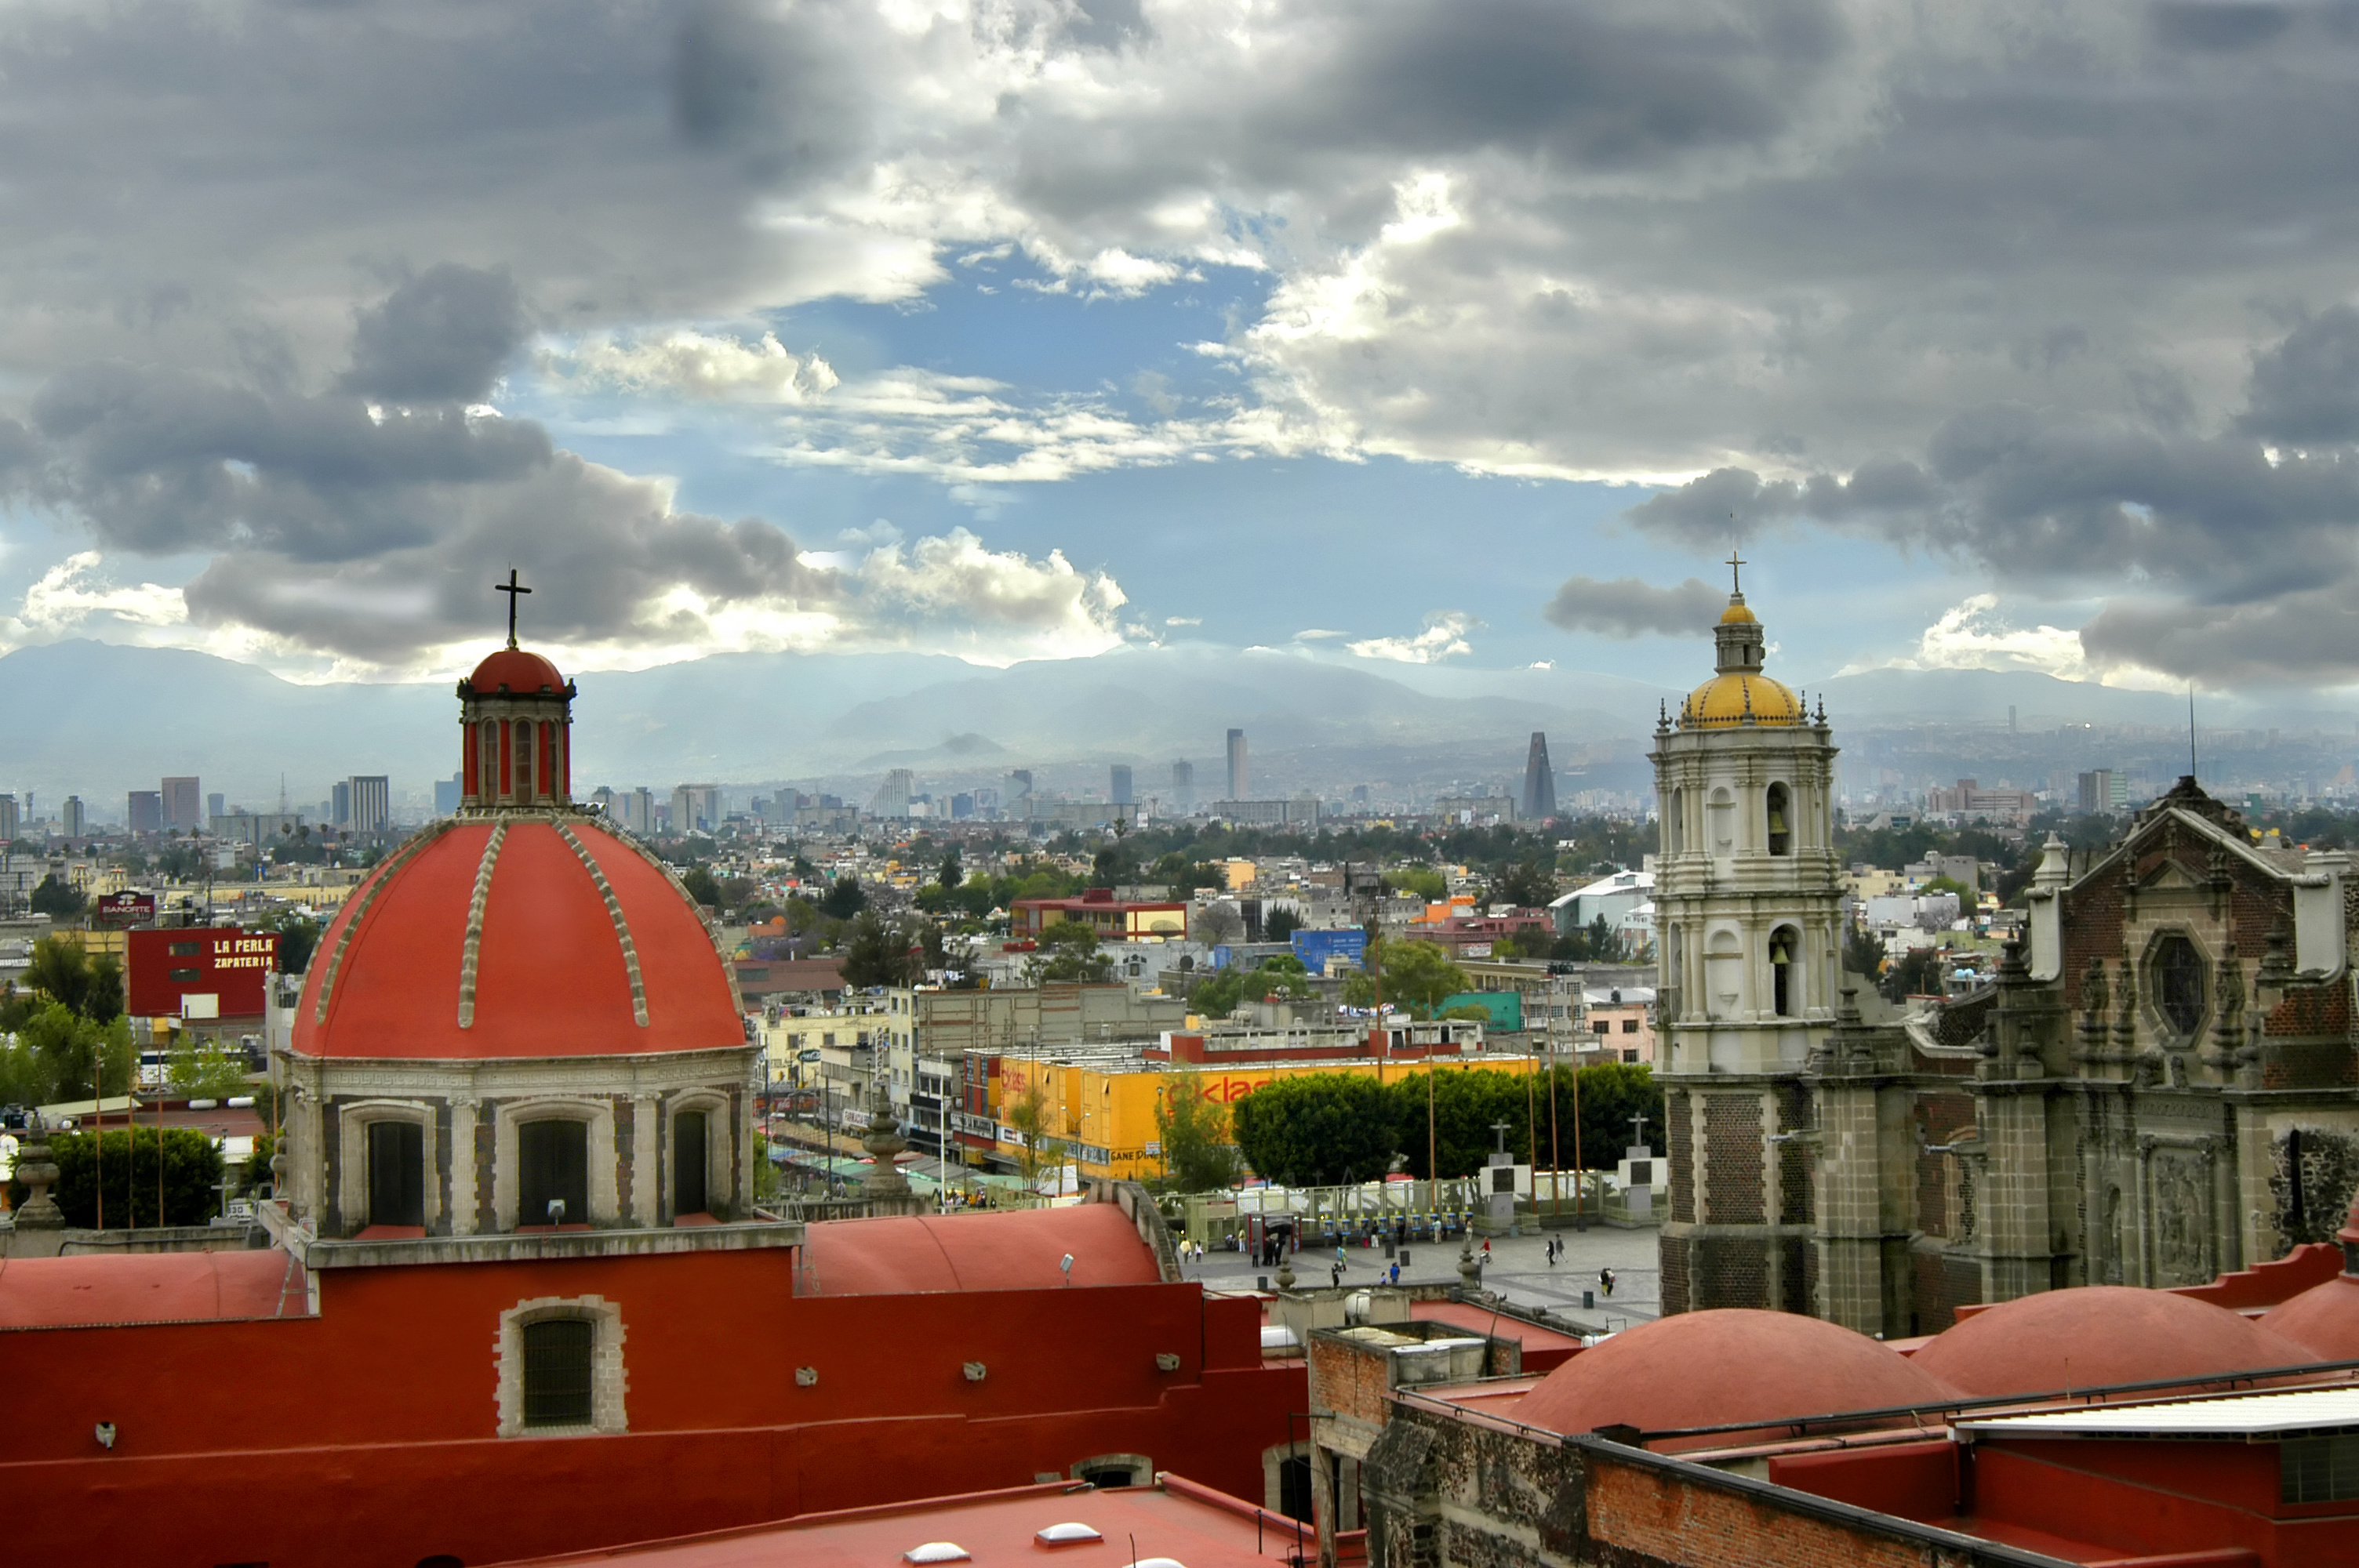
[1726,548,1745,595]
[496,568,531,648]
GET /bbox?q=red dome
[1513,1309,1956,1449]
[2263,1275,2359,1360]
[467,646,566,693]
[293,817,742,1060]
[1913,1286,2314,1398]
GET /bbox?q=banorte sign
[93,891,157,924]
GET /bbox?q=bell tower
[456,571,576,812]
[1651,561,1845,1315]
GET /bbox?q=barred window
[522,1318,594,1428]
[2284,1436,2359,1504]
[2152,934,2206,1039]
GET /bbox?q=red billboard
[127,927,278,1021]
[93,891,157,926]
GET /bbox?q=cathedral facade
[1654,585,2359,1335]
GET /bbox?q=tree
[1389,1066,1532,1178]
[1341,939,1469,1019]
[260,911,322,975]
[1587,913,1616,959]
[1842,925,1887,979]
[1540,1062,1665,1171]
[939,849,964,890]
[1004,1073,1066,1189]
[26,935,120,1022]
[1494,860,1558,909]
[1230,1073,1398,1187]
[166,1036,250,1099]
[16,1004,135,1102]
[7,1127,224,1228]
[1034,920,1112,983]
[1194,901,1245,947]
[841,912,922,989]
[1152,1073,1244,1193]
[820,874,867,921]
[28,873,84,918]
[678,862,723,909]
[1265,907,1303,942]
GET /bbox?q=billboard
[93,891,157,925]
[127,927,278,1021]
[1291,927,1368,973]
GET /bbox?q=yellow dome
[1682,672,1804,728]
[1718,601,1758,625]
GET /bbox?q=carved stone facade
[1657,599,2359,1334]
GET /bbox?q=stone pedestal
[860,1112,911,1197]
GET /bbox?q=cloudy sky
[5,0,2359,699]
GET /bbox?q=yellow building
[984,1051,1544,1183]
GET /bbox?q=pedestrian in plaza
[1481,1238,1492,1264]
[1389,1261,1400,1285]
[1600,1265,1616,1298]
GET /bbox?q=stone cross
[1630,1112,1652,1152]
[1490,1119,1514,1154]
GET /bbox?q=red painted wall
[125,926,276,1018]
[1974,1439,2359,1566]
[1769,1439,1958,1522]
[0,1250,1303,1566]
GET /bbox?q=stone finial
[13,1114,64,1229]
[1458,1236,1481,1290]
[860,1109,911,1197]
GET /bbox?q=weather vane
[496,568,531,648]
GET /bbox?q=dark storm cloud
[2079,589,2359,685]
[1542,575,1726,639]
[670,0,875,180]
[340,266,529,406]
[2239,307,2359,446]
[2150,2,2296,51]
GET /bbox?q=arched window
[1765,782,1792,856]
[1667,788,1685,852]
[518,1118,588,1228]
[673,1109,708,1218]
[1770,926,1800,1017]
[2151,934,2206,1040]
[478,720,499,799]
[1708,787,1735,852]
[522,1318,595,1428]
[514,720,536,800]
[367,1120,424,1229]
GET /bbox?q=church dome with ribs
[290,644,741,1062]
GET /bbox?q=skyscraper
[0,795,16,843]
[871,771,914,819]
[1171,759,1194,812]
[1521,731,1557,820]
[162,775,202,832]
[1226,729,1248,800]
[129,790,162,835]
[347,775,391,834]
[333,780,352,826]
[60,796,85,839]
[1004,770,1033,820]
[1110,764,1133,805]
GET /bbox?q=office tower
[129,790,163,835]
[870,771,914,819]
[1226,729,1248,800]
[1004,770,1033,819]
[60,797,85,839]
[951,793,973,819]
[667,783,722,833]
[207,792,224,821]
[333,780,352,826]
[1171,760,1194,812]
[0,795,16,843]
[347,775,391,833]
[162,775,202,832]
[1110,764,1133,805]
[434,773,464,816]
[620,788,655,834]
[1521,731,1558,820]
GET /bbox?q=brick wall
[1703,1097,1765,1225]
[1667,1089,1694,1224]
[1776,1083,1814,1226]
[1661,1236,1690,1317]
[1913,1092,1975,1239]
[1911,1248,1982,1336]
[1585,1449,1945,1568]
[1694,1236,1768,1311]
[1779,1237,1813,1317]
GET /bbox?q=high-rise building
[1004,770,1033,820]
[1171,760,1194,813]
[207,792,224,821]
[1521,731,1558,820]
[0,795,16,843]
[348,775,391,834]
[2077,770,2128,814]
[60,796,85,839]
[619,787,655,835]
[1110,764,1132,805]
[1226,729,1249,800]
[671,783,722,833]
[332,780,352,826]
[162,775,202,833]
[870,771,914,819]
[434,773,463,817]
[129,790,163,835]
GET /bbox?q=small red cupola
[456,573,576,811]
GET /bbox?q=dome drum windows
[518,1117,590,1229]
[495,1294,628,1438]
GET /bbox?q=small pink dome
[1514,1309,1956,1449]
[1914,1286,2313,1398]
[467,646,565,693]
[2264,1274,2359,1360]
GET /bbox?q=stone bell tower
[1651,560,1845,1315]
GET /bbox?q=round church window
[2151,934,2206,1040]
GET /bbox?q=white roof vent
[1132,1559,1187,1568]
[1035,1522,1104,1545]
[904,1544,971,1563]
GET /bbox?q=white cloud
[1843,595,2181,693]
[1347,611,1476,664]
[1294,628,1345,641]
[542,330,840,404]
[1164,615,1201,626]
